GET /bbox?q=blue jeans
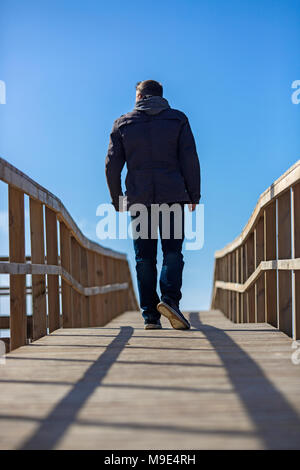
[131,203,185,324]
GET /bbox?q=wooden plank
[87,250,96,326]
[246,233,255,277]
[248,286,255,323]
[294,183,300,339]
[214,160,300,258]
[2,310,300,450]
[277,190,292,337]
[264,202,277,327]
[256,216,265,322]
[0,158,127,261]
[9,186,26,351]
[71,236,82,327]
[246,234,255,322]
[95,254,105,326]
[45,207,60,332]
[60,222,73,327]
[29,198,47,340]
[80,246,89,327]
[239,246,243,323]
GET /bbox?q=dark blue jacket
[105,98,201,210]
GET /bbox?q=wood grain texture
[70,236,82,328]
[277,191,292,337]
[1,310,300,450]
[45,207,60,332]
[9,186,26,351]
[293,183,300,339]
[30,198,47,341]
[60,222,73,328]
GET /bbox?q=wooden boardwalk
[0,310,300,450]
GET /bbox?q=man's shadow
[190,312,300,450]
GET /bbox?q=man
[105,80,201,330]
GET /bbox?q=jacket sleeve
[105,120,126,209]
[178,118,201,204]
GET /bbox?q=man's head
[135,80,163,102]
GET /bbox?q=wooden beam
[45,207,60,332]
[293,183,300,339]
[60,221,73,327]
[30,198,47,340]
[264,202,277,327]
[9,186,26,351]
[278,190,292,337]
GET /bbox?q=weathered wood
[60,222,73,327]
[0,158,127,261]
[246,234,255,322]
[214,160,300,258]
[294,183,300,339]
[248,286,255,323]
[80,246,89,327]
[29,198,47,340]
[87,250,96,326]
[255,216,265,322]
[9,186,26,351]
[1,310,300,450]
[277,191,292,337]
[264,202,277,327]
[45,207,60,332]
[71,236,82,328]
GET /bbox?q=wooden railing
[211,160,300,339]
[0,158,138,351]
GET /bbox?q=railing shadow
[189,312,300,450]
[19,326,133,450]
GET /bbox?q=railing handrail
[211,160,300,339]
[0,157,126,260]
[0,157,138,351]
[214,160,300,258]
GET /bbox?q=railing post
[95,254,105,326]
[231,251,236,322]
[30,198,47,340]
[293,183,300,339]
[224,255,228,318]
[227,253,232,320]
[264,201,277,327]
[45,207,60,332]
[246,232,255,322]
[255,215,265,322]
[9,186,26,350]
[59,221,73,327]
[240,245,247,323]
[277,190,292,337]
[70,236,82,327]
[80,246,89,327]
[236,248,241,323]
[87,250,96,326]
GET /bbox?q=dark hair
[135,80,163,97]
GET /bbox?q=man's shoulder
[113,107,188,128]
[165,108,188,122]
[113,110,143,127]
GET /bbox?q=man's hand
[188,203,197,212]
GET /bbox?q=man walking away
[105,80,201,330]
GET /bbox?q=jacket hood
[134,95,170,115]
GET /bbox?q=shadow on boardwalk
[190,312,300,450]
[19,326,134,450]
[1,311,300,449]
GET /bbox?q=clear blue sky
[0,0,299,310]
